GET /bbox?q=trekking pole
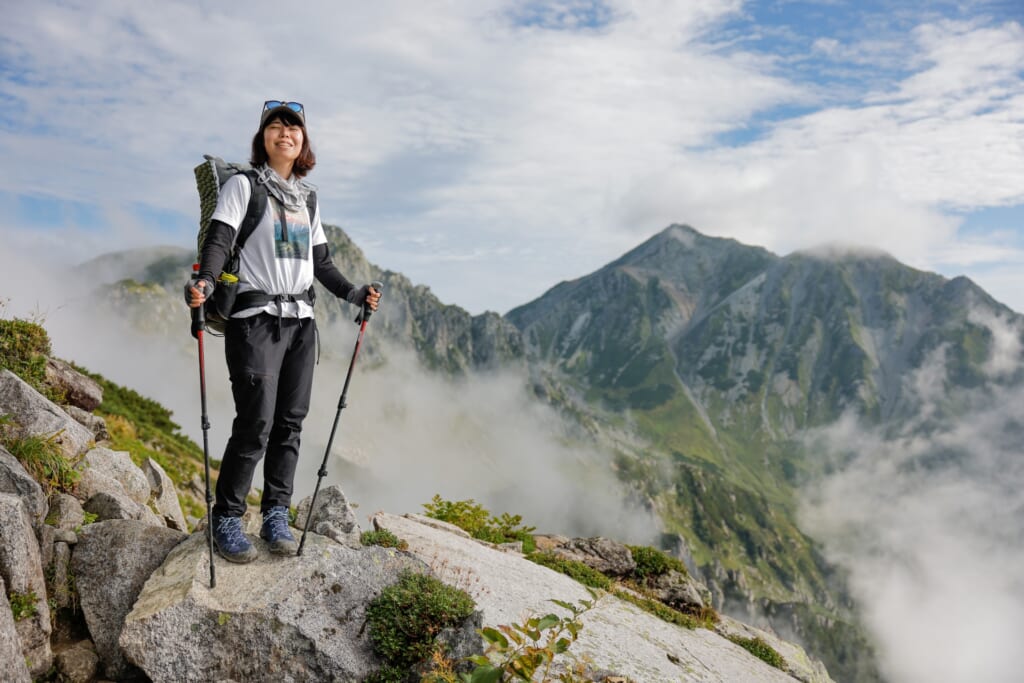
[298,281,384,556]
[190,264,217,588]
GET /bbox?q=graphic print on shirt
[272,198,311,260]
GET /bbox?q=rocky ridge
[0,336,833,681]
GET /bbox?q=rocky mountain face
[0,339,832,682]
[507,224,1021,682]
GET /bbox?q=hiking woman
[187,100,380,562]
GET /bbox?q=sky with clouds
[1,0,1022,316]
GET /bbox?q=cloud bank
[800,309,1024,682]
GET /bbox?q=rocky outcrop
[119,533,425,682]
[548,536,637,577]
[72,520,187,679]
[373,512,814,682]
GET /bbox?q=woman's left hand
[366,286,381,311]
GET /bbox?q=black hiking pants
[214,313,316,517]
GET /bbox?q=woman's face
[263,118,304,172]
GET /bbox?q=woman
[187,100,380,563]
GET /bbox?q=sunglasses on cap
[260,100,305,125]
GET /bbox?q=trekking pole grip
[190,264,206,339]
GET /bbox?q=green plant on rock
[1,428,79,495]
[8,590,39,621]
[366,570,476,682]
[465,592,598,683]
[361,529,409,551]
[524,552,611,591]
[423,496,537,552]
[627,544,687,580]
[727,634,787,670]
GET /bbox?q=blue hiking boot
[261,506,298,555]
[212,515,257,564]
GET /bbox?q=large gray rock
[44,357,103,411]
[120,532,425,682]
[0,493,52,677]
[647,568,710,614]
[72,519,186,680]
[294,484,361,548]
[0,575,32,683]
[0,445,47,527]
[76,447,150,506]
[143,458,187,531]
[373,512,818,682]
[0,370,94,460]
[48,541,75,610]
[550,536,637,577]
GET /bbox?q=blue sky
[1,0,1022,314]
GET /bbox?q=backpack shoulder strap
[306,190,317,225]
[234,170,267,252]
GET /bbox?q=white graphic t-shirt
[210,173,327,319]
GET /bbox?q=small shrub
[366,570,476,681]
[627,545,687,580]
[361,529,409,551]
[468,592,598,683]
[525,552,612,591]
[728,635,787,670]
[8,590,39,621]
[423,496,537,552]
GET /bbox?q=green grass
[524,552,612,591]
[0,317,63,403]
[361,529,409,551]
[1,428,80,495]
[422,495,537,553]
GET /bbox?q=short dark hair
[250,110,316,177]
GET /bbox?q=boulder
[143,458,188,531]
[76,447,150,506]
[64,404,110,442]
[294,484,361,548]
[54,640,101,683]
[0,446,47,527]
[44,357,103,412]
[0,575,32,683]
[120,532,426,682]
[373,512,805,683]
[0,370,94,460]
[550,536,637,577]
[0,493,52,677]
[47,493,85,531]
[72,519,187,680]
[84,490,162,526]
